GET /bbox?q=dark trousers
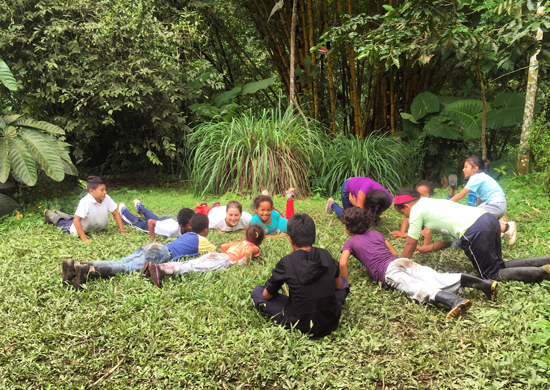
[331,180,352,219]
[458,213,504,280]
[250,276,350,323]
[121,206,169,232]
[56,219,74,234]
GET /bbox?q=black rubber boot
[73,263,90,291]
[53,210,73,220]
[503,256,550,268]
[61,259,75,286]
[44,209,61,225]
[434,291,472,320]
[461,274,498,301]
[497,265,550,283]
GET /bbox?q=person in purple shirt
[339,207,498,320]
[325,177,393,225]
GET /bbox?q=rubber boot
[497,265,550,283]
[61,259,75,286]
[53,210,73,220]
[44,209,61,225]
[434,291,473,320]
[461,274,498,301]
[73,263,90,291]
[503,256,550,268]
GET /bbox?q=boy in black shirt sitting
[251,213,349,337]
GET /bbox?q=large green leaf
[402,118,421,140]
[8,138,38,186]
[442,99,483,138]
[0,194,19,217]
[424,116,461,139]
[410,92,440,121]
[189,103,221,118]
[0,138,10,182]
[3,114,22,125]
[486,93,541,129]
[213,87,242,108]
[43,135,78,176]
[0,59,17,91]
[20,130,64,182]
[240,77,276,95]
[16,119,65,135]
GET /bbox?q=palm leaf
[8,138,37,186]
[4,114,22,125]
[20,130,65,182]
[16,119,65,135]
[0,138,10,182]
[0,59,17,91]
[0,194,19,217]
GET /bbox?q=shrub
[187,106,328,196]
[530,110,550,193]
[319,133,421,195]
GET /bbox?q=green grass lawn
[1,176,550,389]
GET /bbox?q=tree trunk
[475,59,488,161]
[517,2,544,175]
[289,0,298,108]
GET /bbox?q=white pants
[159,252,231,275]
[385,258,463,302]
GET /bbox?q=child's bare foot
[285,188,296,198]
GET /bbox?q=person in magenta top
[325,177,393,226]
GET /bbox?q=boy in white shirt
[119,199,194,241]
[44,176,127,244]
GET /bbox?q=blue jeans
[121,206,169,232]
[89,243,171,276]
[331,180,352,219]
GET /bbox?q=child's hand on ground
[390,230,407,239]
[82,237,90,245]
[279,233,287,238]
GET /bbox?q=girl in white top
[208,201,252,233]
[449,156,517,245]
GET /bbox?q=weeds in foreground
[0,176,550,389]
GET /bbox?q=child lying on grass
[207,201,252,233]
[340,207,497,320]
[61,213,215,290]
[251,213,349,338]
[119,199,194,241]
[250,189,295,236]
[44,176,127,244]
[143,225,265,287]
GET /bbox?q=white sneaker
[505,221,517,246]
[133,199,142,213]
[325,198,334,214]
[118,203,127,214]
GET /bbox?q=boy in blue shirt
[62,213,215,290]
[44,176,127,244]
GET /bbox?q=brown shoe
[149,263,166,288]
[140,262,151,277]
[73,262,90,291]
[62,259,76,286]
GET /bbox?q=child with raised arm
[449,156,517,245]
[61,213,215,290]
[44,176,127,244]
[250,189,295,236]
[340,207,497,320]
[145,225,265,287]
[251,214,349,338]
[118,199,194,241]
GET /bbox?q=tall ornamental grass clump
[187,106,328,196]
[320,134,421,195]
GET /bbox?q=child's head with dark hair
[465,155,491,174]
[177,208,195,233]
[287,213,316,248]
[415,180,434,197]
[253,195,274,224]
[190,213,209,235]
[364,190,392,226]
[341,207,371,235]
[245,225,265,246]
[393,189,421,211]
[86,176,106,191]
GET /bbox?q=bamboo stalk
[289,0,298,108]
[346,0,361,137]
[307,0,318,116]
[336,0,355,134]
[324,3,336,133]
[390,78,395,133]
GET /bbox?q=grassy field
[1,176,550,389]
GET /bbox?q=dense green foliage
[531,108,550,192]
[188,106,327,197]
[1,176,550,388]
